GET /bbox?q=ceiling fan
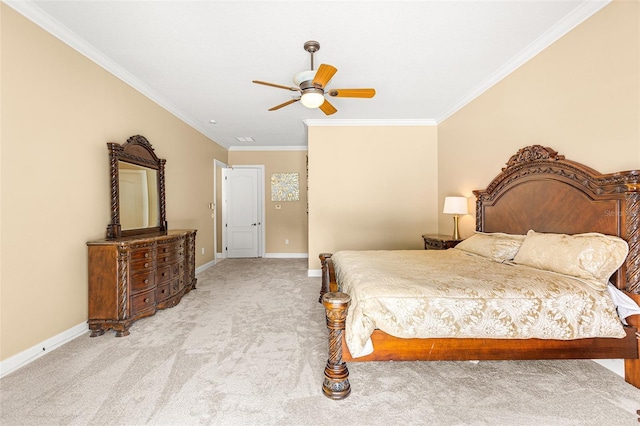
[252,40,376,116]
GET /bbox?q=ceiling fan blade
[328,88,376,98]
[319,99,337,116]
[268,98,300,111]
[313,64,337,88]
[253,80,300,91]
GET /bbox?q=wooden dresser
[87,229,197,337]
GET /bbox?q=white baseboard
[0,322,88,379]
[215,253,309,260]
[263,253,308,258]
[592,359,623,378]
[308,269,322,277]
[196,259,217,275]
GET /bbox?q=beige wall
[228,150,308,254]
[0,5,227,361]
[308,125,438,270]
[438,0,640,238]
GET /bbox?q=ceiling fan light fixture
[300,91,325,108]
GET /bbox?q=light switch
[275,205,282,210]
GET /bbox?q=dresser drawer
[130,247,155,261]
[157,252,183,265]
[131,289,156,314]
[157,283,171,301]
[425,239,446,250]
[130,271,155,293]
[157,265,172,284]
[157,241,184,255]
[131,258,155,273]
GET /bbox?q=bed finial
[503,145,564,171]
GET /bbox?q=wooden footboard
[342,328,639,362]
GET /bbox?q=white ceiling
[7,0,609,149]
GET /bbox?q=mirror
[118,162,159,230]
[106,135,167,239]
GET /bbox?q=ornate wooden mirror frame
[106,135,167,239]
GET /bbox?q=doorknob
[251,223,257,226]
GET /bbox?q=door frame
[222,165,265,259]
[213,159,228,261]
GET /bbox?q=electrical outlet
[285,239,289,245]
[201,248,205,255]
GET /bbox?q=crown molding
[304,119,437,127]
[436,0,611,123]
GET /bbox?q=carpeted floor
[1,258,639,425]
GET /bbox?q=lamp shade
[443,196,468,215]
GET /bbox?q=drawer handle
[161,289,167,294]
[144,298,150,303]
[164,248,168,252]
[164,257,168,262]
[144,263,149,268]
[162,272,167,277]
[144,279,149,284]
[144,253,149,258]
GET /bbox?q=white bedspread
[331,249,627,358]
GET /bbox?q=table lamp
[443,196,468,240]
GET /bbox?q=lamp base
[452,215,461,240]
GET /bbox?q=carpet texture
[1,258,639,425]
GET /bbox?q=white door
[223,167,262,258]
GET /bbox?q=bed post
[319,253,332,302]
[322,291,351,400]
[623,185,640,388]
[623,294,640,388]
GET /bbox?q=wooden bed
[319,145,640,400]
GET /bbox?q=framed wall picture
[271,172,300,201]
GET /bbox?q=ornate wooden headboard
[473,145,640,294]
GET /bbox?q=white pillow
[454,232,526,262]
[513,230,629,287]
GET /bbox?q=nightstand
[422,234,463,250]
